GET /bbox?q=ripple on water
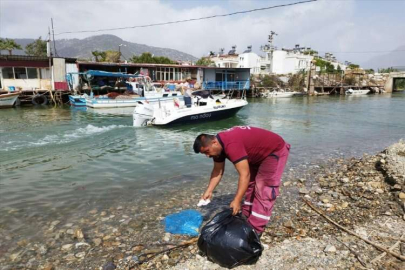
[0,94,404,254]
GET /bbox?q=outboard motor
[133,101,154,127]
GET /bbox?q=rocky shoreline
[1,141,404,269]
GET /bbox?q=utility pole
[118,44,126,63]
[48,27,54,91]
[260,31,277,74]
[51,18,57,57]
[268,31,277,74]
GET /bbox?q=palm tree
[0,38,22,55]
[91,50,107,62]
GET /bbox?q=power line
[55,0,317,36]
[317,50,405,54]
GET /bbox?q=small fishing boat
[266,89,300,98]
[345,89,370,95]
[68,70,182,108]
[69,94,87,107]
[0,92,20,108]
[133,90,248,127]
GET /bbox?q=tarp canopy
[85,70,144,78]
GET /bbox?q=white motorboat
[0,92,20,108]
[85,91,182,108]
[345,89,370,95]
[266,90,300,98]
[133,90,248,127]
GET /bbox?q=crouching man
[193,126,290,235]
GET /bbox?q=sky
[0,0,404,67]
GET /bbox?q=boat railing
[202,80,250,91]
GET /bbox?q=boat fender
[32,94,48,105]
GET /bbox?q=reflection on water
[0,93,404,239]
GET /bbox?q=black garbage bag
[198,209,263,268]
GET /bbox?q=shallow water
[0,92,404,243]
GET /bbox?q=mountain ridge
[0,34,198,62]
[363,44,405,70]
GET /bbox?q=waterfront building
[76,61,250,91]
[0,55,77,92]
[0,55,250,93]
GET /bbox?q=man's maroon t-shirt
[213,126,286,166]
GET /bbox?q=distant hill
[363,44,405,70]
[1,34,198,61]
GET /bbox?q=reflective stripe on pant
[242,143,290,233]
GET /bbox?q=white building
[208,44,347,76]
[209,46,239,68]
[270,49,313,75]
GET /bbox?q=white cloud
[1,0,404,66]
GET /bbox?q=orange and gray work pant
[242,143,290,234]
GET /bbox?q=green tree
[25,37,47,56]
[314,58,335,74]
[0,38,22,55]
[195,57,215,66]
[91,50,107,62]
[303,49,318,56]
[129,52,175,64]
[364,69,375,74]
[348,63,360,69]
[288,70,306,91]
[104,50,120,63]
[260,75,284,88]
[378,67,399,73]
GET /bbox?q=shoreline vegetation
[1,141,405,269]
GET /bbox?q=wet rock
[61,244,73,251]
[400,242,405,255]
[299,188,309,194]
[103,235,112,241]
[102,261,116,270]
[64,223,73,227]
[73,228,84,240]
[324,245,337,253]
[341,202,349,208]
[75,251,86,258]
[65,254,76,261]
[75,242,90,249]
[93,238,102,247]
[9,252,20,262]
[89,209,98,214]
[341,178,350,183]
[132,245,143,252]
[25,258,37,268]
[38,245,48,255]
[17,239,28,247]
[43,263,54,270]
[163,233,171,242]
[66,229,74,235]
[284,220,294,229]
[391,184,402,191]
[314,188,323,194]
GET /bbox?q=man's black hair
[193,134,216,153]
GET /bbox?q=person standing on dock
[193,126,290,235]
